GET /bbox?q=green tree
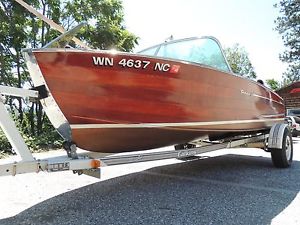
[0,0,138,152]
[275,0,300,83]
[63,0,138,51]
[0,0,32,121]
[266,78,281,90]
[224,44,257,79]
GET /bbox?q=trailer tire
[270,127,293,168]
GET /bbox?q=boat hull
[25,49,285,153]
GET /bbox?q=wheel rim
[285,135,292,160]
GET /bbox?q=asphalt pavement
[0,138,300,225]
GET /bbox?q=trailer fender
[268,123,289,149]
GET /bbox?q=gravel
[0,139,300,225]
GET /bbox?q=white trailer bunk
[0,85,294,178]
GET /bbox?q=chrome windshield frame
[138,36,232,73]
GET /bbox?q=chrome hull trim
[70,118,284,129]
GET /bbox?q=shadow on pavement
[1,154,300,225]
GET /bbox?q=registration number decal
[118,58,150,69]
[92,56,180,73]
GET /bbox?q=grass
[0,151,11,159]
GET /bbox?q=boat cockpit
[138,37,232,73]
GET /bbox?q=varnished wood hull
[26,49,285,153]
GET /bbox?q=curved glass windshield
[139,37,231,72]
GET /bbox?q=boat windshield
[138,37,231,72]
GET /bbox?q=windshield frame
[138,36,232,73]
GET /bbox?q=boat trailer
[0,85,293,178]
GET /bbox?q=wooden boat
[23,36,285,153]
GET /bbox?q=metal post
[0,85,39,98]
[0,95,34,161]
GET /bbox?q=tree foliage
[63,0,138,50]
[224,44,257,80]
[0,0,138,153]
[266,78,281,91]
[275,0,300,83]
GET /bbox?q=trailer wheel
[270,127,293,168]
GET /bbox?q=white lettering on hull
[91,56,180,74]
[92,57,114,67]
[154,63,170,72]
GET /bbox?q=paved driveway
[0,138,300,225]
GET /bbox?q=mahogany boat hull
[24,49,285,153]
